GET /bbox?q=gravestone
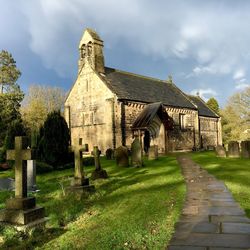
[131,137,142,167]
[71,138,89,187]
[115,146,129,167]
[228,141,240,158]
[27,160,37,191]
[241,141,250,158]
[148,145,158,160]
[0,136,46,226]
[91,146,108,179]
[215,145,226,158]
[0,178,14,191]
[106,148,114,160]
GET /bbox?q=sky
[0,0,250,107]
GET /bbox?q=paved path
[168,155,250,250]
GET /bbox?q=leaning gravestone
[0,136,46,226]
[228,141,240,158]
[241,141,250,158]
[115,146,129,167]
[91,146,108,180]
[148,145,158,160]
[215,145,226,158]
[131,137,142,167]
[27,160,37,191]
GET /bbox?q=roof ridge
[195,95,220,117]
[105,66,168,84]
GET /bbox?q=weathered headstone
[228,141,240,158]
[241,141,250,158]
[0,178,14,191]
[0,136,46,226]
[105,148,114,160]
[115,146,129,167]
[27,160,37,191]
[148,145,158,160]
[71,138,89,186]
[131,137,142,167]
[215,145,226,158]
[91,146,108,179]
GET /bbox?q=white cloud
[233,69,245,80]
[190,88,217,101]
[5,0,248,79]
[235,83,250,90]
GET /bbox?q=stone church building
[64,28,222,154]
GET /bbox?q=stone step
[0,206,45,225]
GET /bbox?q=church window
[83,112,94,126]
[179,114,185,130]
[86,80,89,92]
[81,44,86,59]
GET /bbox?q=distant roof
[104,67,196,109]
[187,95,219,118]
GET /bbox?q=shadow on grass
[0,227,66,250]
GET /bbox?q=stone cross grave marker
[71,138,89,186]
[93,146,101,171]
[131,137,142,167]
[228,141,240,158]
[91,146,108,179]
[6,136,33,198]
[0,136,46,226]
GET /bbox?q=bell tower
[78,28,105,74]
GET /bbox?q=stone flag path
[168,155,250,250]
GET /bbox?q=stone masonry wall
[65,63,114,153]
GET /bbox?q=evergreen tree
[206,97,219,114]
[0,50,24,146]
[38,111,70,167]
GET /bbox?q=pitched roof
[187,95,219,118]
[132,102,163,129]
[104,67,196,109]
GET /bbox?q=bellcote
[78,28,105,74]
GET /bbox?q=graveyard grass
[190,151,250,218]
[0,156,185,249]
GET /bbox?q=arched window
[87,42,93,57]
[80,44,86,59]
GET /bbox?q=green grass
[0,156,185,249]
[190,151,250,218]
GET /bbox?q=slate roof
[187,95,219,118]
[131,102,163,129]
[104,67,196,109]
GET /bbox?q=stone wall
[199,116,221,148]
[65,63,114,153]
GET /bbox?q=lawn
[0,156,185,249]
[190,151,250,218]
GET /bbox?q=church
[64,28,222,154]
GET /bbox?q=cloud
[233,69,245,80]
[235,83,250,90]
[5,0,247,79]
[190,88,217,101]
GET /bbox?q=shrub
[37,111,70,167]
